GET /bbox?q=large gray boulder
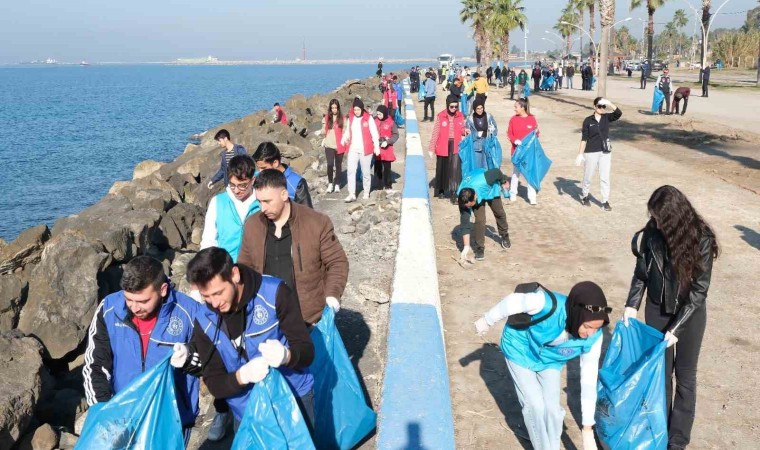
[17,235,111,360]
[0,273,28,332]
[0,225,51,275]
[132,160,164,180]
[0,332,45,450]
[154,203,205,250]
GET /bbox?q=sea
[0,63,424,241]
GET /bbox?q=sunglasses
[596,104,607,109]
[448,105,459,109]
[578,304,613,314]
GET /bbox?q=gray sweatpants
[581,151,611,203]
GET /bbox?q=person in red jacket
[429,94,468,202]
[507,97,540,205]
[315,99,347,193]
[374,105,400,191]
[272,103,287,124]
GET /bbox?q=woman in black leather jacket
[624,185,719,450]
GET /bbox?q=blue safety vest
[457,168,502,205]
[283,166,304,200]
[214,191,259,262]
[102,288,201,427]
[196,275,314,420]
[500,290,602,372]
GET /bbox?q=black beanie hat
[352,97,365,113]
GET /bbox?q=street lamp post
[679,0,733,81]
[524,27,529,63]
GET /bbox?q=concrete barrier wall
[377,80,455,449]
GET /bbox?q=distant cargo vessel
[80,61,90,66]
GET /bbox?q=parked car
[652,61,664,71]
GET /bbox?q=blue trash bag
[596,320,668,450]
[483,135,503,170]
[394,107,405,127]
[310,307,377,450]
[458,134,476,176]
[651,88,665,113]
[510,130,552,192]
[540,75,555,90]
[592,75,597,88]
[460,93,469,116]
[232,369,316,450]
[75,356,184,450]
[523,83,531,97]
[417,84,425,101]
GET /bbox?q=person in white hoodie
[340,97,380,202]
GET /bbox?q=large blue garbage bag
[651,88,665,113]
[596,320,668,450]
[511,130,552,192]
[540,75,555,90]
[483,135,503,170]
[394,107,405,127]
[310,307,377,450]
[458,134,476,175]
[460,93,469,116]
[523,83,531,97]
[75,356,184,450]
[232,369,315,450]
[417,84,425,101]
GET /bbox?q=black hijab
[445,94,459,116]
[376,105,389,121]
[472,98,486,117]
[565,281,610,338]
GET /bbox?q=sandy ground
[416,78,760,449]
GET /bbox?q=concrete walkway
[414,80,760,449]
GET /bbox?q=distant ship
[80,60,90,66]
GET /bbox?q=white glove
[326,296,341,312]
[380,141,388,148]
[474,317,490,336]
[597,98,610,106]
[170,343,188,368]
[207,181,213,189]
[373,148,381,156]
[237,357,269,384]
[460,245,472,262]
[258,339,289,368]
[575,154,585,167]
[664,331,679,348]
[477,131,484,137]
[582,428,597,450]
[514,139,521,146]
[622,307,638,327]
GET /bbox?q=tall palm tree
[598,0,615,96]
[630,0,668,67]
[586,0,597,55]
[460,0,490,65]
[488,0,528,67]
[555,7,580,57]
[569,0,587,58]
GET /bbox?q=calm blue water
[0,63,420,241]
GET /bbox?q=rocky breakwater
[0,75,399,448]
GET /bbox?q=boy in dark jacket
[209,129,247,188]
[252,142,313,208]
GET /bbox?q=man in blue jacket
[252,142,313,208]
[82,256,203,445]
[457,168,511,262]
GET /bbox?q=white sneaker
[207,412,231,441]
[529,199,537,205]
[326,183,333,193]
[344,193,356,203]
[362,192,370,200]
[333,184,340,193]
[509,194,517,203]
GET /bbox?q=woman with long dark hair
[624,185,719,450]
[315,99,347,193]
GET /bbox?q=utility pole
[524,27,529,63]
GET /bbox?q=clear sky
[0,0,754,63]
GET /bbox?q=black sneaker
[474,249,485,261]
[580,195,591,206]
[602,202,612,211]
[500,235,511,249]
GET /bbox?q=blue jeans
[506,359,565,450]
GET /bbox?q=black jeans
[645,301,707,449]
[673,97,688,115]
[533,78,540,91]
[702,80,709,97]
[424,96,435,119]
[660,91,671,114]
[324,147,344,186]
[641,77,647,89]
[295,390,316,435]
[509,83,515,99]
[375,160,392,188]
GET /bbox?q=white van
[438,54,454,69]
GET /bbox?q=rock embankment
[0,74,401,448]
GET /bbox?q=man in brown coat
[238,169,348,324]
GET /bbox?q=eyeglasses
[229,182,251,191]
[579,304,612,314]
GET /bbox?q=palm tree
[488,0,528,67]
[460,0,490,65]
[555,7,580,57]
[598,0,615,96]
[630,0,668,68]
[586,0,597,54]
[570,0,587,58]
